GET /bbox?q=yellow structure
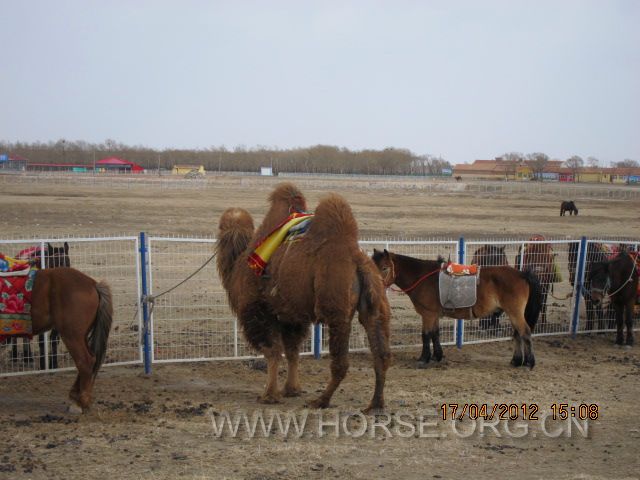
[172,165,205,175]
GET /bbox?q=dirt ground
[1,175,639,479]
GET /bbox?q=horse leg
[506,307,534,368]
[23,339,33,364]
[417,311,438,367]
[614,303,625,345]
[624,302,634,346]
[64,336,96,412]
[10,338,18,363]
[50,329,60,369]
[309,321,351,409]
[540,289,548,325]
[432,326,444,362]
[38,334,46,370]
[281,324,307,397]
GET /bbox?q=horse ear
[383,249,389,257]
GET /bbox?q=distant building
[172,165,205,175]
[0,154,28,171]
[96,157,144,173]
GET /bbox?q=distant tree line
[0,139,454,176]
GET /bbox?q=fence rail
[1,234,638,376]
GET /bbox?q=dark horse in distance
[588,251,638,346]
[560,201,578,216]
[372,249,542,368]
[11,242,71,369]
[216,183,391,412]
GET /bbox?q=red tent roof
[96,157,144,172]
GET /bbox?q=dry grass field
[0,175,639,479]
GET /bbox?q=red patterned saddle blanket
[0,253,37,340]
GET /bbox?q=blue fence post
[139,232,152,374]
[571,236,588,338]
[313,324,322,359]
[456,236,465,349]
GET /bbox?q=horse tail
[309,193,358,243]
[216,208,255,293]
[521,269,542,330]
[89,281,113,376]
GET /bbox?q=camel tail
[216,208,255,291]
[521,269,543,331]
[310,193,358,243]
[89,281,113,376]
[356,255,391,346]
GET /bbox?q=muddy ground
[0,175,639,479]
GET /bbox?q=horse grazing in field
[588,251,638,346]
[454,176,462,182]
[11,242,71,369]
[560,201,578,216]
[372,249,542,368]
[516,235,556,324]
[216,183,391,412]
[471,245,509,330]
[568,242,612,331]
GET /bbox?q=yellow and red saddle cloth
[0,253,37,339]
[248,212,314,276]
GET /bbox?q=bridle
[590,253,637,300]
[382,258,440,294]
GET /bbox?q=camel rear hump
[309,193,359,243]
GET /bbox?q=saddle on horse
[0,253,37,340]
[439,261,479,310]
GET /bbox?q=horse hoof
[415,361,430,369]
[67,403,83,415]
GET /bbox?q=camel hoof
[362,405,385,415]
[257,394,281,405]
[67,403,83,415]
[281,387,302,398]
[308,398,330,409]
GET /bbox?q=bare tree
[564,155,584,182]
[526,152,549,181]
[614,159,639,184]
[500,152,524,180]
[586,156,600,168]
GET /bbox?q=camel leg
[360,311,391,413]
[309,321,351,409]
[259,343,283,404]
[281,324,307,397]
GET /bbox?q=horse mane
[307,193,358,243]
[253,182,308,241]
[216,207,255,298]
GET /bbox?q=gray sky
[1,0,638,164]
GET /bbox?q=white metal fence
[1,234,638,376]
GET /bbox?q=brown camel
[216,183,391,412]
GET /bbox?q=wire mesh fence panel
[320,240,459,354]
[0,237,141,376]
[462,239,579,344]
[575,239,640,335]
[147,237,314,363]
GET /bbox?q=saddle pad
[248,212,314,276]
[443,262,478,276]
[0,269,36,337]
[439,271,477,309]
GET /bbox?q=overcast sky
[1,1,638,164]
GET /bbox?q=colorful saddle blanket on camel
[439,262,479,309]
[248,212,314,276]
[0,253,37,338]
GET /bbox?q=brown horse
[216,183,391,412]
[517,235,556,324]
[471,244,509,330]
[30,268,113,412]
[372,249,542,368]
[588,252,638,346]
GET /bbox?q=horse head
[46,242,71,268]
[372,249,395,287]
[587,260,610,305]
